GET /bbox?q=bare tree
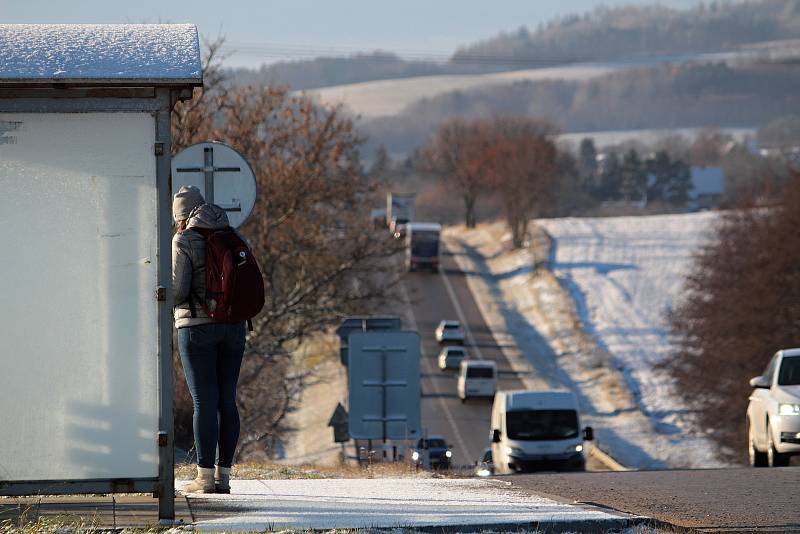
[424,118,493,228]
[171,44,403,460]
[486,117,559,248]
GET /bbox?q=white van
[457,360,497,402]
[490,390,593,473]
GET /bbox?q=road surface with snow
[182,478,637,531]
[447,214,726,469]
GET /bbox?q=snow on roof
[0,24,202,85]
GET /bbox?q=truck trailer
[405,222,441,271]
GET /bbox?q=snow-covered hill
[448,213,726,469]
[303,64,617,118]
[539,213,718,451]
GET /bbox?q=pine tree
[666,160,693,206]
[645,150,673,203]
[620,149,646,202]
[577,137,598,187]
[597,151,621,200]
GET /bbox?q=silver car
[438,346,467,370]
[435,320,465,344]
[747,348,800,466]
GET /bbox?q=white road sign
[348,331,421,441]
[171,141,256,228]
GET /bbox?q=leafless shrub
[664,174,800,462]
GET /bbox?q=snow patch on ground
[447,214,725,469]
[182,478,630,530]
[279,358,349,466]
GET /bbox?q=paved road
[509,467,800,532]
[402,245,529,467]
[403,243,605,471]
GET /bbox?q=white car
[435,320,465,344]
[747,348,800,467]
[438,346,467,370]
[457,360,497,402]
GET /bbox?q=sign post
[335,316,402,366]
[172,141,257,229]
[347,331,421,445]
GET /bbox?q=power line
[218,41,790,68]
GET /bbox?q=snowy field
[539,214,716,435]
[538,213,727,466]
[448,213,726,469]
[303,63,618,118]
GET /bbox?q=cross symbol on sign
[175,146,241,211]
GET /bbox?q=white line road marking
[439,241,485,361]
[400,281,471,463]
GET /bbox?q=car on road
[458,360,497,402]
[438,346,467,370]
[410,435,453,469]
[491,389,593,474]
[475,447,495,477]
[747,348,800,467]
[435,320,465,344]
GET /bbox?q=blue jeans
[178,322,246,468]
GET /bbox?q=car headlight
[779,403,800,415]
[504,446,524,456]
[445,450,452,458]
[572,444,584,453]
[412,451,420,461]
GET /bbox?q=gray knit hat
[172,185,205,222]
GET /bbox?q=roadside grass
[174,460,472,480]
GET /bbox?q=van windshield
[506,409,579,441]
[467,367,494,378]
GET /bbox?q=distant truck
[405,222,441,271]
[490,390,593,473]
[386,192,416,237]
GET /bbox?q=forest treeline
[362,61,800,154]
[456,1,800,63]
[226,0,800,91]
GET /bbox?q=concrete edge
[588,442,630,472]
[377,516,648,534]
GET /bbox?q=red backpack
[191,227,265,325]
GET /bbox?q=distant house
[689,166,724,210]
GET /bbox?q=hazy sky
[3,0,702,68]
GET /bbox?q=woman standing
[172,185,246,494]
